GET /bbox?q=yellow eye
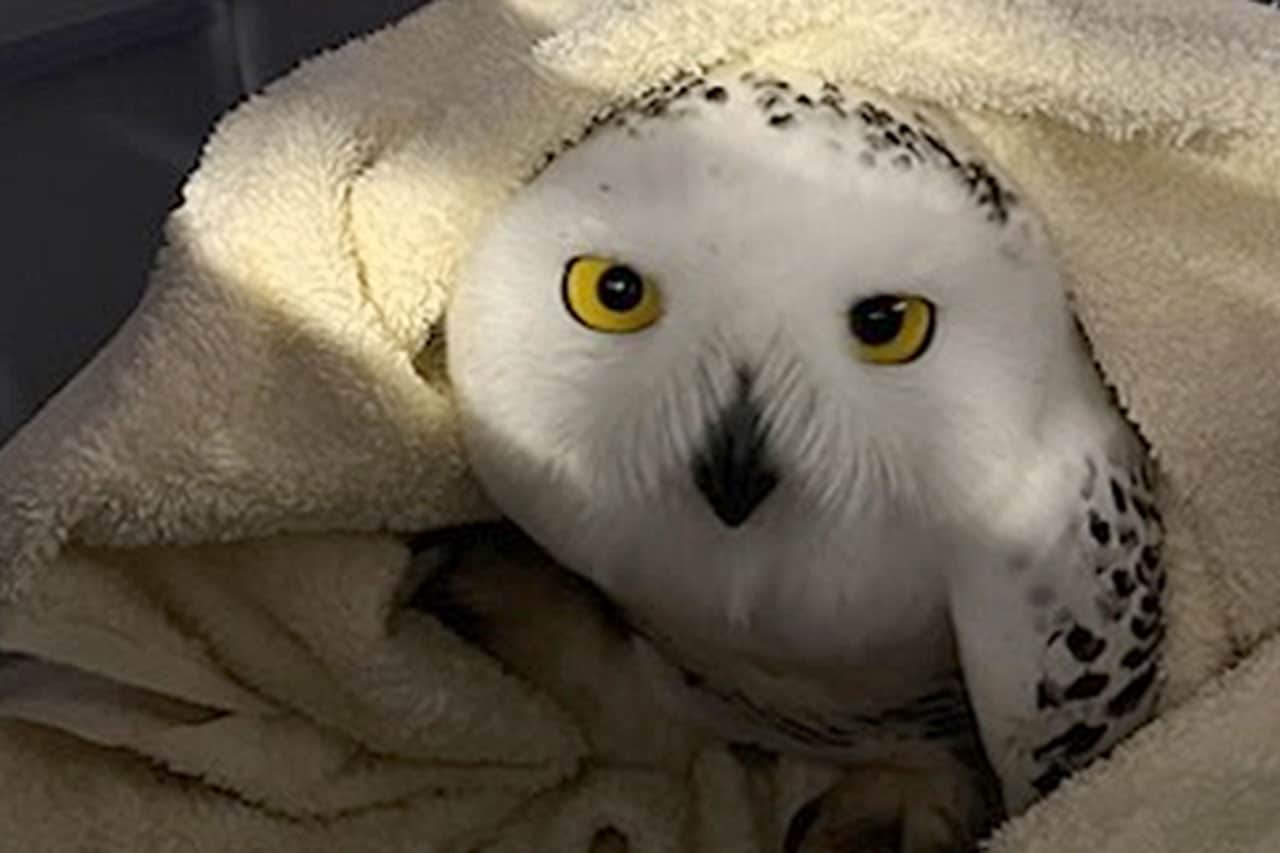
[562,256,662,334]
[849,294,936,364]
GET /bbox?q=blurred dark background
[0,0,430,442]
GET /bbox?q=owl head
[446,67,1094,610]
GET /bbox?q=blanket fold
[2,0,1279,849]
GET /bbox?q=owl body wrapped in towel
[444,65,1165,852]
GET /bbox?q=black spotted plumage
[1106,665,1159,717]
[1063,672,1110,700]
[1088,511,1111,545]
[1031,722,1108,763]
[1065,626,1106,662]
[1027,451,1165,795]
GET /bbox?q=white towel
[1,0,1278,849]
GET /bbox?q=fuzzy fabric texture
[1,0,1278,849]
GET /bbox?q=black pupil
[850,296,906,345]
[597,265,645,312]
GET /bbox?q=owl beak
[692,373,778,528]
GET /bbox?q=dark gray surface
[0,0,211,84]
[0,0,428,443]
[1,0,190,43]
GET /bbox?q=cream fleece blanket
[2,0,1279,850]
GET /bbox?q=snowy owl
[441,66,1164,852]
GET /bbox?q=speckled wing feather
[950,431,1165,812]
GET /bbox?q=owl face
[447,69,1083,600]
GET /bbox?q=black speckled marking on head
[857,100,894,127]
[524,67,1023,225]
[819,92,847,118]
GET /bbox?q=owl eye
[848,294,935,364]
[562,256,663,333]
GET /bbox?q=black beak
[692,373,778,528]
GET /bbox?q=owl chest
[614,530,968,758]
[634,608,969,761]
